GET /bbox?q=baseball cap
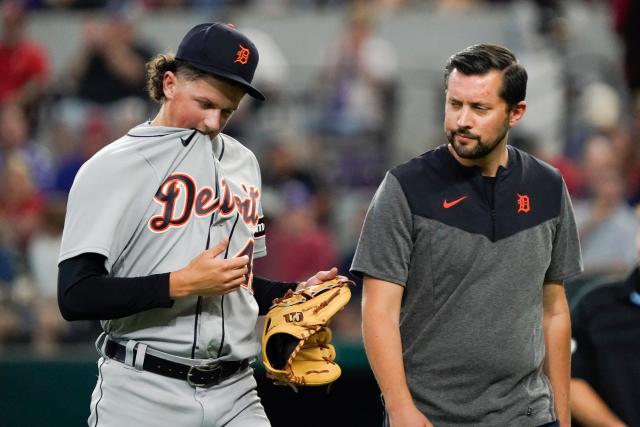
[176,22,265,101]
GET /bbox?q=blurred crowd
[5,0,591,14]
[0,0,638,375]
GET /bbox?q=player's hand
[295,267,343,291]
[169,239,249,298]
[388,404,433,427]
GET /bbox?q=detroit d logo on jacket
[148,172,260,233]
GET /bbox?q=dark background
[0,342,382,427]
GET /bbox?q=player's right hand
[388,404,433,427]
[169,239,250,298]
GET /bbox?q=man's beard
[447,121,509,160]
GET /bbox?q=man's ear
[163,71,178,100]
[509,101,527,128]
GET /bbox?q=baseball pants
[88,356,270,427]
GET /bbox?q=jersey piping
[125,132,173,138]
[190,133,227,359]
[93,358,106,427]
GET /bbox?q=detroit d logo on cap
[234,44,250,65]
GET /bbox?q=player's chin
[194,128,220,139]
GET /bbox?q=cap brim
[188,63,266,101]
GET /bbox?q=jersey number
[234,239,255,294]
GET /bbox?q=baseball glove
[261,277,352,388]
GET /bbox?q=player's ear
[163,71,178,100]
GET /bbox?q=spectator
[0,101,55,193]
[0,230,20,353]
[253,180,338,282]
[625,95,640,205]
[510,132,584,197]
[0,294,21,353]
[310,5,399,187]
[0,154,42,352]
[71,11,153,104]
[36,0,108,9]
[314,5,398,145]
[573,134,638,276]
[261,142,320,194]
[433,0,484,11]
[0,154,45,256]
[260,140,330,223]
[59,7,154,129]
[139,0,189,9]
[333,196,371,342]
[27,198,68,355]
[612,0,640,96]
[50,110,111,195]
[0,0,50,130]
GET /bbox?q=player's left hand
[296,267,345,291]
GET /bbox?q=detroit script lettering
[148,172,260,233]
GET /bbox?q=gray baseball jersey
[59,123,265,361]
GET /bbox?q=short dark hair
[444,44,528,109]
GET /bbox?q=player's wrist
[169,270,189,298]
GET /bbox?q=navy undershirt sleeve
[252,276,297,315]
[58,253,298,320]
[58,253,172,321]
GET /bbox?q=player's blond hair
[146,53,210,103]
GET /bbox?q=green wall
[0,341,380,427]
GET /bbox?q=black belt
[104,340,249,388]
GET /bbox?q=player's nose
[203,110,223,135]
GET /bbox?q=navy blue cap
[176,22,265,100]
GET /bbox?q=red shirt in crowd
[0,38,49,102]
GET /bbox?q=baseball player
[57,23,337,427]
